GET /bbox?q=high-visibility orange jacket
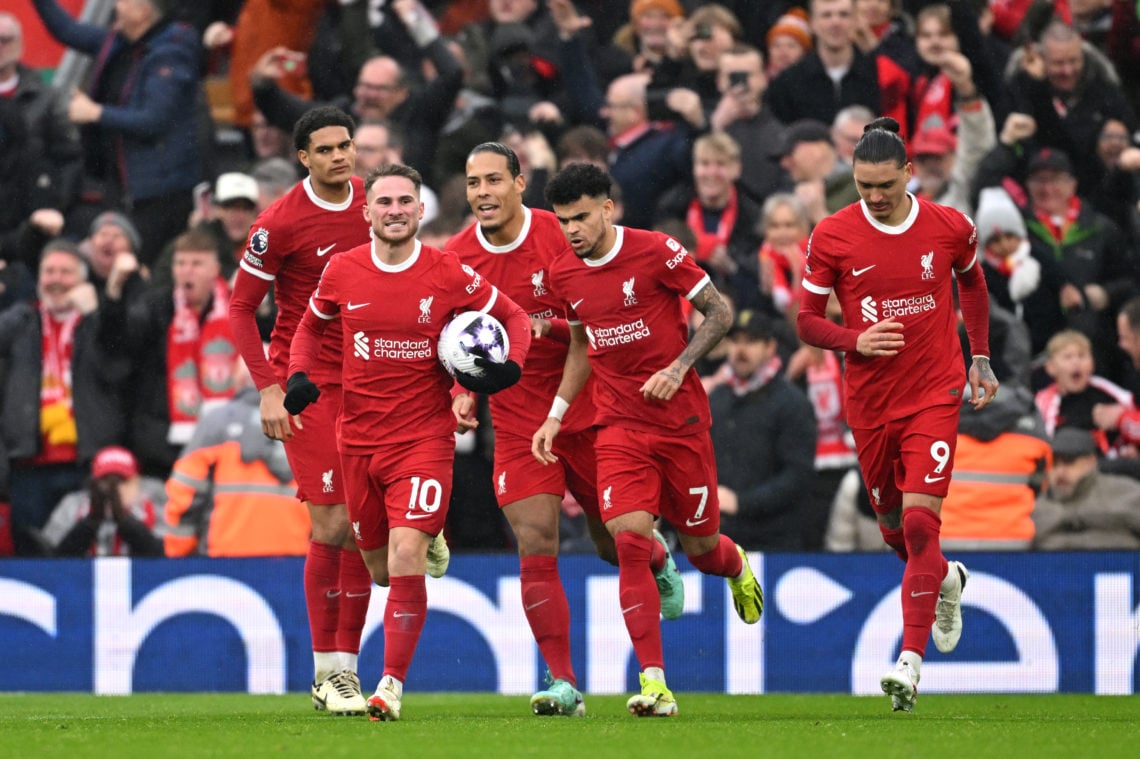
[941,388,1051,548]
[164,388,309,557]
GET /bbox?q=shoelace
[331,673,360,698]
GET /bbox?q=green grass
[1,693,1135,758]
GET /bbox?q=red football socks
[520,554,575,686]
[687,533,743,577]
[383,575,427,683]
[649,536,666,574]
[899,508,949,657]
[880,525,908,562]
[304,540,341,653]
[615,531,664,670]
[336,548,372,654]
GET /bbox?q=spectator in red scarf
[0,240,129,543]
[656,132,764,310]
[1022,148,1138,382]
[756,193,811,319]
[97,227,238,478]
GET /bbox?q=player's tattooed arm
[641,282,731,401]
[968,355,1000,410]
[677,282,732,374]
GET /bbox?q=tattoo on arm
[675,283,731,373]
[974,356,997,383]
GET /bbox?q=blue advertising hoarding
[0,552,1136,695]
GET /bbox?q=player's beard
[374,218,419,246]
[478,220,505,236]
[573,236,601,259]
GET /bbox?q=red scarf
[805,350,857,468]
[686,186,738,262]
[1034,196,1081,244]
[758,237,808,315]
[983,248,1015,277]
[912,71,953,134]
[166,278,238,444]
[37,306,80,464]
[725,355,783,397]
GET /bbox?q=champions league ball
[438,311,510,379]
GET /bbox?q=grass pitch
[2,693,1134,759]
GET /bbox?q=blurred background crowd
[2,0,1140,558]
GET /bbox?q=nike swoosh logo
[393,611,418,618]
[852,265,876,276]
[570,299,584,310]
[924,475,946,483]
[345,591,370,598]
[621,603,643,614]
[405,512,433,520]
[524,599,549,611]
[317,244,336,257]
[910,590,935,597]
[685,517,709,527]
[346,302,370,311]
[325,590,342,598]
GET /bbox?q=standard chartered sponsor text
[594,318,651,347]
[373,337,433,359]
[880,294,936,319]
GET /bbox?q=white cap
[214,172,259,205]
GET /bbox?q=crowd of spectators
[2,0,1140,557]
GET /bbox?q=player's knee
[308,504,350,544]
[511,522,559,557]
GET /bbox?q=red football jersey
[295,240,530,452]
[802,195,978,428]
[448,207,597,435]
[548,226,712,435]
[231,175,370,389]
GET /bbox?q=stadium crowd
[3,0,1140,558]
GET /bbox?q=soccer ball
[438,311,510,378]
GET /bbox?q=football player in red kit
[533,163,764,718]
[796,116,999,713]
[286,163,531,722]
[449,143,685,718]
[229,106,376,715]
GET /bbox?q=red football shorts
[492,427,600,519]
[851,402,960,514]
[341,433,453,551]
[283,383,344,506]
[594,425,720,537]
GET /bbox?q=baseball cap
[214,172,259,206]
[1027,148,1074,177]
[727,309,776,340]
[1051,427,1096,460]
[92,446,139,479]
[779,119,832,156]
[911,126,957,157]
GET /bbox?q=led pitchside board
[0,553,1136,694]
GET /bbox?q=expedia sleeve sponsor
[591,318,651,348]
